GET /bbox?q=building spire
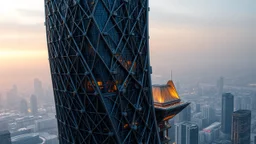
[170,70,173,80]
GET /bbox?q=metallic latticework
[45,0,160,143]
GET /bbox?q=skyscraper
[217,77,224,96]
[30,95,38,116]
[235,97,241,111]
[0,130,11,144]
[176,105,191,123]
[241,96,252,110]
[202,105,215,125]
[221,93,234,135]
[231,110,251,144]
[168,119,175,143]
[175,122,199,144]
[0,120,11,144]
[20,99,28,115]
[45,0,160,143]
[202,122,221,143]
[251,94,256,110]
[196,103,201,113]
[34,78,44,103]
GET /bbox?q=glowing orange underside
[153,80,180,103]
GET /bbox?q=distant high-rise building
[202,105,215,125]
[217,77,224,96]
[0,119,11,144]
[196,104,201,113]
[231,110,251,144]
[34,78,44,103]
[235,97,241,111]
[252,94,256,110]
[20,99,28,114]
[199,131,205,144]
[241,97,251,110]
[192,117,208,130]
[168,119,175,143]
[175,121,198,144]
[0,130,11,144]
[176,105,191,123]
[44,86,54,103]
[202,122,221,143]
[30,95,38,116]
[191,112,208,129]
[221,93,234,135]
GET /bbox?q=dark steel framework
[45,0,160,143]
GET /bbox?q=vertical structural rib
[45,0,160,143]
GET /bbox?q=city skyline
[0,0,255,94]
[0,1,256,143]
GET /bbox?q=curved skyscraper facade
[45,0,160,143]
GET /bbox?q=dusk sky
[0,0,255,95]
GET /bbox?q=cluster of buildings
[1,0,255,143]
[172,77,255,144]
[1,79,54,111]
[2,78,254,144]
[0,108,58,144]
[0,79,58,144]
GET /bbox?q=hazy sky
[0,0,255,94]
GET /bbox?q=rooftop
[11,133,39,142]
[0,130,10,135]
[152,80,180,105]
[180,121,198,128]
[203,122,221,133]
[233,110,251,117]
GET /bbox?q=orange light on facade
[124,124,129,129]
[97,81,103,86]
[113,85,117,91]
[108,84,118,93]
[85,81,94,92]
[127,61,132,66]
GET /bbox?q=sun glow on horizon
[0,50,47,59]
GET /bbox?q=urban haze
[0,0,255,144]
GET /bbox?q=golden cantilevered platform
[152,80,190,144]
[153,80,190,123]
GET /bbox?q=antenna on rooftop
[170,70,173,80]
